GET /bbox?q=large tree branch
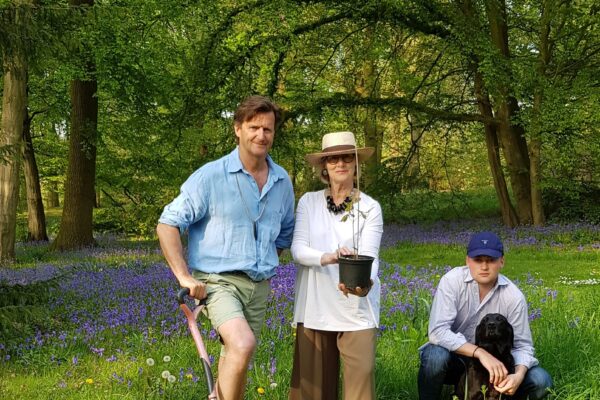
[285,93,493,124]
[293,0,451,38]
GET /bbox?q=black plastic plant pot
[338,255,374,289]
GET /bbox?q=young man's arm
[428,273,465,348]
[495,291,538,394]
[454,342,509,387]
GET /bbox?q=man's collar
[226,147,244,173]
[226,147,284,180]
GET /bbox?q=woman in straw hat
[289,131,384,400]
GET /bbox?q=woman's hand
[320,246,354,266]
[338,279,373,297]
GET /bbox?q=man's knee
[219,318,257,358]
[524,366,553,400]
[419,344,452,375]
[225,330,256,356]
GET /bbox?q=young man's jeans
[418,344,553,400]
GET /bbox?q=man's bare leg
[216,317,256,400]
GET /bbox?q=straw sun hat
[305,131,374,166]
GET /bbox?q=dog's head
[475,313,514,358]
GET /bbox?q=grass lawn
[1,220,599,399]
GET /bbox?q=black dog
[456,313,515,400]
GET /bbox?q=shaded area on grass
[382,219,600,250]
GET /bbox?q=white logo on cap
[482,240,488,245]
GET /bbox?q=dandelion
[161,370,171,379]
[257,387,265,394]
[146,358,155,366]
[167,375,176,383]
[85,378,94,384]
[163,355,171,362]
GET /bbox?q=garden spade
[176,288,217,400]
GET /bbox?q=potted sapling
[337,147,374,290]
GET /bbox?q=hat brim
[467,249,503,259]
[305,147,375,166]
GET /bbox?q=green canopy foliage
[2,0,598,241]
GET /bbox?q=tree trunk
[52,74,98,250]
[52,0,98,251]
[356,55,383,189]
[459,0,518,226]
[363,109,383,189]
[529,131,544,225]
[529,1,553,226]
[486,0,533,224]
[0,35,27,263]
[406,113,426,190]
[474,71,518,227]
[495,101,533,224]
[22,110,49,241]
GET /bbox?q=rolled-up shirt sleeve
[428,275,468,351]
[275,178,295,250]
[158,170,208,232]
[509,296,539,369]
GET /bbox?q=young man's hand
[496,365,527,396]
[475,348,508,386]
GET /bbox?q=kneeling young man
[418,232,553,400]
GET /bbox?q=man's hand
[178,275,207,300]
[475,348,508,387]
[338,279,373,297]
[496,365,527,396]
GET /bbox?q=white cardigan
[291,190,383,331]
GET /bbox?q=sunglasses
[323,154,356,164]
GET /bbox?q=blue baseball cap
[467,232,504,259]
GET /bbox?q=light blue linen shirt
[425,266,539,369]
[158,147,295,281]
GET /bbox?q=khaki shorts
[192,271,270,355]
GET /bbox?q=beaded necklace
[326,189,355,215]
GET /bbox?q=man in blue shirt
[418,232,552,399]
[157,95,294,400]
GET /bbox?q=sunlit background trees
[1,0,599,262]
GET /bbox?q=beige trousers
[289,324,377,400]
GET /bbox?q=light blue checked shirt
[159,147,295,281]
[425,266,539,369]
